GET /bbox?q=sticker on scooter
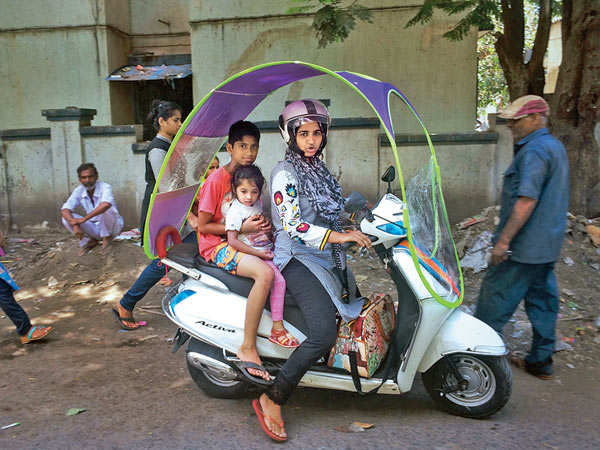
[195,320,236,334]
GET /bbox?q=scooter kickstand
[171,328,190,354]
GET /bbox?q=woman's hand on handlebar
[328,230,372,248]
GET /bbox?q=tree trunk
[551,0,600,216]
[495,0,552,99]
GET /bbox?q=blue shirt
[495,128,569,264]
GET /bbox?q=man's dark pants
[120,232,197,311]
[0,278,31,336]
[476,260,558,374]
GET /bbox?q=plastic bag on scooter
[327,293,396,378]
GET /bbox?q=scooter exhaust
[187,351,238,380]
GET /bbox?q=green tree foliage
[286,0,373,48]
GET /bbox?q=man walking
[61,163,124,254]
[476,95,569,380]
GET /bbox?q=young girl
[225,165,299,348]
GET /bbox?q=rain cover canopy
[144,61,463,308]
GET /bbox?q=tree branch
[529,0,552,74]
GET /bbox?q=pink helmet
[278,99,331,144]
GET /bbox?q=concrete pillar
[42,107,97,221]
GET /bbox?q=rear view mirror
[344,191,367,213]
[381,166,396,193]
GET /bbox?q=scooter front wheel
[422,353,512,419]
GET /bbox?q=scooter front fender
[417,310,507,373]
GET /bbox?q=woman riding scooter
[253,99,372,442]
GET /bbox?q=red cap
[499,95,549,120]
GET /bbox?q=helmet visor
[289,116,329,138]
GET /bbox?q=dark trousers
[266,259,338,405]
[0,278,31,336]
[476,260,558,371]
[120,232,197,311]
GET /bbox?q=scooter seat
[194,254,255,298]
[164,243,255,298]
[165,242,198,267]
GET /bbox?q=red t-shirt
[196,166,234,260]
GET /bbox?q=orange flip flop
[252,399,287,442]
[20,325,53,344]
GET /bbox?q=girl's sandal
[269,328,300,348]
[20,325,53,344]
[158,275,173,286]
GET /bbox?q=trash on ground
[1,422,20,430]
[114,228,141,241]
[138,334,158,342]
[457,214,486,230]
[562,257,575,266]
[335,421,375,433]
[66,408,86,416]
[460,231,492,273]
[47,276,58,288]
[585,225,600,247]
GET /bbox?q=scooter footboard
[417,310,507,373]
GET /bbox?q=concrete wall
[129,0,190,55]
[0,135,54,227]
[82,133,146,226]
[0,0,194,131]
[0,122,145,230]
[1,120,510,229]
[0,0,130,129]
[189,0,477,134]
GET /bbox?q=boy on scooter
[195,120,272,382]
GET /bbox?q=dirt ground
[0,220,599,447]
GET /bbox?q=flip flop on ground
[252,399,287,442]
[20,325,53,344]
[111,308,140,330]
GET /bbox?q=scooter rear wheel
[422,353,512,419]
[186,339,250,399]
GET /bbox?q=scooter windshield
[144,61,463,308]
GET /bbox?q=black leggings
[266,259,338,405]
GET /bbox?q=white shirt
[225,199,272,249]
[61,181,120,223]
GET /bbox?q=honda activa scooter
[159,165,512,419]
[143,61,512,419]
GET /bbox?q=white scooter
[160,167,512,419]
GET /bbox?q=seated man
[61,163,123,254]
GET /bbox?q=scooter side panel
[417,310,507,373]
[169,277,306,359]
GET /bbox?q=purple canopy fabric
[145,61,407,257]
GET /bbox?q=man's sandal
[510,355,553,380]
[111,308,140,330]
[252,399,287,442]
[20,325,53,344]
[269,328,300,348]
